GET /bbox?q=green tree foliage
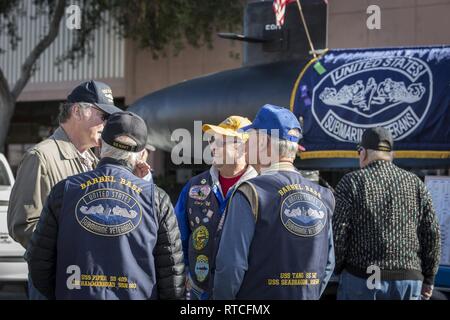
[0,0,243,149]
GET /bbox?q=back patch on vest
[280,192,327,237]
[75,188,142,236]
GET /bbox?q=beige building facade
[2,0,450,175]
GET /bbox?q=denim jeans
[28,274,47,300]
[337,270,422,300]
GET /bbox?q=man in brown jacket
[7,80,121,298]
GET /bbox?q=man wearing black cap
[333,127,441,300]
[25,112,185,300]
[8,80,122,299]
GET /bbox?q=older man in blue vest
[175,116,258,300]
[213,104,335,300]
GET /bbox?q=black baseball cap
[359,127,394,152]
[67,80,122,115]
[101,112,148,152]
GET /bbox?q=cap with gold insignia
[202,116,252,141]
[67,80,122,115]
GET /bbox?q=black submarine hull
[128,60,306,152]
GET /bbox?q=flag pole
[294,0,318,59]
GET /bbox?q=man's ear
[363,149,368,161]
[139,149,147,160]
[72,103,82,121]
[267,136,274,156]
[257,134,266,150]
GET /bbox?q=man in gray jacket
[7,80,121,298]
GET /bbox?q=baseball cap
[101,112,148,152]
[202,116,252,141]
[67,80,122,115]
[241,104,305,149]
[359,127,394,152]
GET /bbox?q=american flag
[273,0,294,27]
[273,0,329,27]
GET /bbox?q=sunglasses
[90,105,109,121]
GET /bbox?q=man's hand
[421,284,433,300]
[134,161,151,178]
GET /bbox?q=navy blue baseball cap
[241,104,304,148]
[67,80,122,115]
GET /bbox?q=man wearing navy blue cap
[66,80,123,115]
[8,80,122,299]
[213,104,335,300]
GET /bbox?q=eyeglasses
[208,135,239,147]
[90,105,109,121]
[100,113,109,122]
[78,103,109,121]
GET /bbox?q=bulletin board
[425,176,450,266]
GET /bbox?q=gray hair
[367,149,394,162]
[278,139,298,159]
[57,102,92,124]
[270,135,298,160]
[100,136,140,167]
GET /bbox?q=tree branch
[11,0,66,100]
[0,66,13,104]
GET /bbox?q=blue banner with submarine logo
[291,46,450,158]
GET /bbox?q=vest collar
[209,165,258,198]
[261,162,298,175]
[52,127,80,160]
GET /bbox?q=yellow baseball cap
[202,116,252,141]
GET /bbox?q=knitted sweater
[333,160,441,285]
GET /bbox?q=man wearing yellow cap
[174,116,258,300]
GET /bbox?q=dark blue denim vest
[236,169,334,299]
[55,161,158,299]
[186,171,222,296]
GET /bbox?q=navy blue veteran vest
[235,167,334,300]
[186,171,223,296]
[55,161,158,300]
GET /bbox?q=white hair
[367,149,394,162]
[270,135,298,160]
[279,139,298,159]
[100,136,140,167]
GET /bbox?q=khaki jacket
[7,127,98,248]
